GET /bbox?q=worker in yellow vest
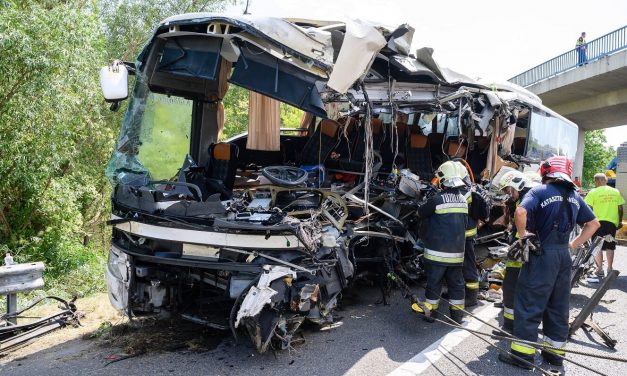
[584,173,625,281]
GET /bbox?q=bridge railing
[509,25,627,87]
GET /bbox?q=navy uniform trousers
[425,261,465,312]
[510,229,571,360]
[462,236,480,300]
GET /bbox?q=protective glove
[507,234,536,262]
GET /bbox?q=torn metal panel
[386,24,415,55]
[162,13,335,69]
[292,284,320,312]
[477,78,542,105]
[344,82,441,104]
[414,47,483,86]
[327,19,387,93]
[106,245,130,312]
[110,214,302,250]
[478,105,496,134]
[235,265,296,327]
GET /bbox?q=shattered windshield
[137,94,192,180]
[106,76,193,183]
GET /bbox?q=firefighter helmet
[454,161,472,186]
[499,170,529,192]
[540,156,573,184]
[435,161,465,188]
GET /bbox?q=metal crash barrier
[1,262,45,325]
[1,261,79,354]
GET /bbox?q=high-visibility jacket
[576,37,585,47]
[417,188,468,265]
[461,188,477,237]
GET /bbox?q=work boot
[465,288,479,307]
[449,309,464,325]
[541,350,564,366]
[498,352,534,370]
[502,314,514,334]
[411,302,438,323]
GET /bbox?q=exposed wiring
[361,82,374,217]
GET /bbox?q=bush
[0,1,112,297]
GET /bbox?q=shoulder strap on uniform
[554,190,574,230]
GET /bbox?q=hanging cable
[361,82,374,216]
[386,60,399,170]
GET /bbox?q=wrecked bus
[101,13,578,353]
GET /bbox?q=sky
[225,0,627,149]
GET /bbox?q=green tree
[0,0,235,296]
[222,85,249,139]
[99,0,232,61]
[0,0,113,293]
[582,130,615,188]
[281,104,304,130]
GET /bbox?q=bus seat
[427,132,445,168]
[300,119,340,165]
[206,142,239,198]
[406,133,432,179]
[446,139,467,158]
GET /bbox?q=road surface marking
[388,304,501,375]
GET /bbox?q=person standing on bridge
[576,32,587,66]
[584,173,625,282]
[498,156,599,369]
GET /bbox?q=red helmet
[540,156,573,183]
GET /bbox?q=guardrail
[1,262,45,325]
[509,26,627,87]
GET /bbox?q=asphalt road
[2,247,627,376]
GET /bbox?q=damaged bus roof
[134,13,564,119]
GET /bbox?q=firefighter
[455,162,490,307]
[498,170,534,333]
[499,156,599,369]
[411,161,468,324]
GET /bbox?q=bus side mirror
[100,60,128,111]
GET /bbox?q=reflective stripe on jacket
[461,187,477,238]
[417,187,468,265]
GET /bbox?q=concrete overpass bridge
[509,25,627,178]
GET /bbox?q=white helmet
[454,161,471,186]
[523,171,542,188]
[499,170,530,192]
[435,161,465,188]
